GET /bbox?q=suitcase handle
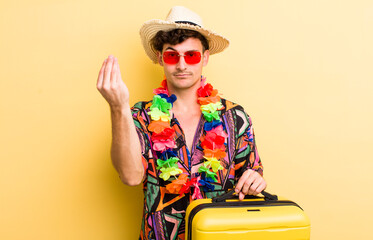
[212,188,278,202]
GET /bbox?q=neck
[168,80,201,115]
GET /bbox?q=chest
[174,113,202,152]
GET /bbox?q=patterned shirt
[131,98,263,240]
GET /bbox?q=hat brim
[139,20,230,64]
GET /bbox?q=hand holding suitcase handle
[212,188,278,202]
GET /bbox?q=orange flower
[203,148,226,159]
[165,174,188,194]
[198,95,221,105]
[148,121,170,133]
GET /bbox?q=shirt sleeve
[131,101,151,174]
[233,106,263,180]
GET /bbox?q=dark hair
[151,29,209,53]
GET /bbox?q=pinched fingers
[96,59,107,89]
[103,56,115,89]
[97,55,120,93]
[96,55,130,108]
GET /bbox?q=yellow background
[1,0,372,239]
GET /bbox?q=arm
[96,55,144,186]
[233,110,266,200]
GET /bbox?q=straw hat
[139,6,230,64]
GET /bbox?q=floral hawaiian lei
[147,76,227,200]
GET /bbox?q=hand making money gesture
[96,55,130,109]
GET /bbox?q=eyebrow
[165,47,177,51]
[164,47,199,52]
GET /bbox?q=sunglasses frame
[162,50,202,65]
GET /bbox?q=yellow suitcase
[185,190,310,240]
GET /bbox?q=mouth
[173,72,192,78]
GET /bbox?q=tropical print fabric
[131,98,263,240]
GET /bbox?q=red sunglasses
[163,51,202,65]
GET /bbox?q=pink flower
[153,88,169,95]
[201,132,226,150]
[153,79,169,95]
[208,125,228,138]
[191,176,202,200]
[151,128,175,142]
[153,139,176,152]
[151,128,177,152]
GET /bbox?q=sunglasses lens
[184,51,201,64]
[163,51,202,65]
[163,51,179,64]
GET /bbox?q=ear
[157,51,163,66]
[202,50,210,67]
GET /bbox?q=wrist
[110,103,131,116]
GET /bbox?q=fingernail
[235,188,239,193]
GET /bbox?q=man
[97,6,267,240]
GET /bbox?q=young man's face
[157,37,209,92]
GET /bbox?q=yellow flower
[203,157,224,172]
[148,107,170,122]
[159,166,183,181]
[200,102,223,113]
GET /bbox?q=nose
[176,55,187,71]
